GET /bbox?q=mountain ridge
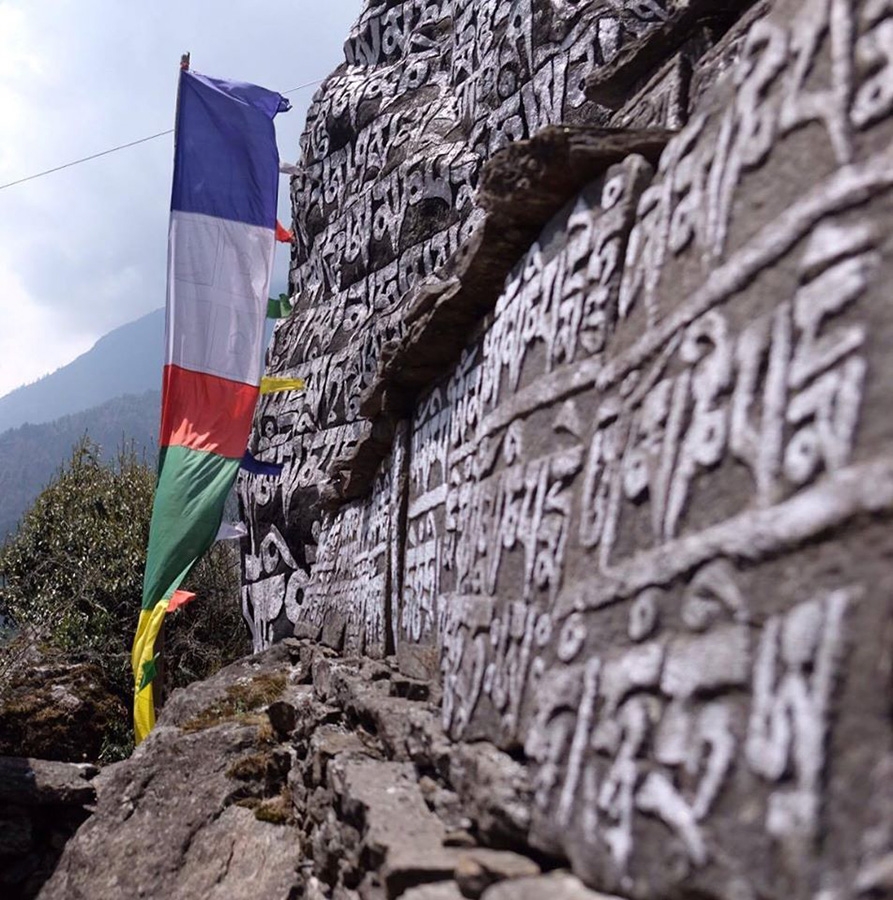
[0,303,278,541]
[0,309,165,435]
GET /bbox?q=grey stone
[0,757,97,899]
[481,872,623,900]
[336,758,464,898]
[442,831,476,849]
[609,54,691,131]
[585,0,739,107]
[454,849,541,899]
[157,640,295,728]
[855,853,893,895]
[240,0,688,658]
[306,876,329,900]
[447,743,533,846]
[398,883,465,900]
[38,651,304,900]
[242,0,893,897]
[156,806,302,900]
[267,699,298,738]
[0,808,33,855]
[0,757,97,807]
[309,725,372,786]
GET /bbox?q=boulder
[0,660,125,763]
[38,652,304,900]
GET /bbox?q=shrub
[0,437,250,760]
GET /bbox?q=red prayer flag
[275,220,294,243]
[167,590,197,613]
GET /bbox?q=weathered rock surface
[38,649,303,900]
[39,718,302,900]
[38,641,552,900]
[0,757,98,900]
[337,758,462,896]
[239,0,695,654]
[480,872,623,900]
[398,884,465,900]
[454,847,541,898]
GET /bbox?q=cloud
[0,0,360,398]
[0,247,95,394]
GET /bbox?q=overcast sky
[0,0,361,398]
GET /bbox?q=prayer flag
[267,293,293,319]
[167,590,197,613]
[215,521,248,541]
[260,375,306,395]
[275,220,295,243]
[241,450,284,478]
[132,67,289,743]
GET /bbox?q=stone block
[398,883,465,900]
[337,758,465,898]
[481,872,623,900]
[454,848,541,899]
[0,757,97,807]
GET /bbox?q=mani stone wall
[239,1,893,898]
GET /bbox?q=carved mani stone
[242,2,893,899]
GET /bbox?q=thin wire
[0,129,175,191]
[281,77,324,95]
[0,77,324,193]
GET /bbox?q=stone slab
[336,758,465,898]
[481,872,622,900]
[0,758,97,807]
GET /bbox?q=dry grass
[180,672,286,733]
[234,787,294,825]
[226,751,274,781]
[252,787,293,825]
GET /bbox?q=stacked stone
[39,640,627,900]
[239,0,677,650]
[241,2,893,898]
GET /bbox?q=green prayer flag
[138,654,160,692]
[267,293,293,319]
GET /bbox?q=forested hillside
[0,390,159,541]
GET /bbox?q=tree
[0,437,250,759]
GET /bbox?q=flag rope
[0,79,323,192]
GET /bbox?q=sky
[0,0,361,398]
